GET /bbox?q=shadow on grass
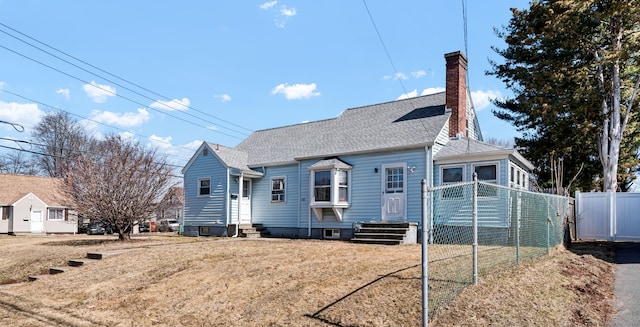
[0,291,106,326]
[304,263,420,326]
[567,241,616,263]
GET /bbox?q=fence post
[516,190,521,264]
[421,179,429,327]
[472,173,478,286]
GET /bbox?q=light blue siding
[183,149,229,227]
[298,148,428,229]
[251,164,300,227]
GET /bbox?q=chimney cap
[444,51,468,63]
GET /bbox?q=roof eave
[293,142,434,161]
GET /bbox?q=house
[0,174,78,234]
[181,51,534,240]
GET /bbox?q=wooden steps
[351,222,418,245]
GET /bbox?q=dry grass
[0,235,614,326]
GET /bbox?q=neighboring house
[156,186,184,221]
[0,174,77,234]
[181,51,534,239]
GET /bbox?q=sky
[0,0,532,172]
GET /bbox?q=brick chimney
[445,51,468,138]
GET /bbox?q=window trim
[47,208,65,221]
[309,168,351,208]
[440,164,466,185]
[270,176,286,203]
[472,161,500,184]
[198,178,211,197]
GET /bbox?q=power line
[0,88,194,166]
[0,43,247,141]
[0,119,25,132]
[0,22,253,136]
[0,144,183,179]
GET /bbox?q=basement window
[199,226,210,236]
[323,228,341,239]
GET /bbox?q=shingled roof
[434,137,534,169]
[0,174,73,206]
[236,92,450,166]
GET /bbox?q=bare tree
[0,151,39,175]
[31,111,92,178]
[66,135,175,240]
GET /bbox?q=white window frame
[310,168,351,208]
[48,208,65,221]
[472,161,500,184]
[198,178,211,197]
[271,176,286,203]
[440,164,466,199]
[440,164,466,185]
[509,163,529,189]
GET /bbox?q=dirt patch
[431,242,615,326]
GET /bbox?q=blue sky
[0,0,531,170]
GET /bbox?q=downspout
[297,162,301,232]
[234,172,243,237]
[226,168,231,236]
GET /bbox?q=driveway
[612,242,640,327]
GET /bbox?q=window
[271,177,286,203]
[309,159,352,221]
[199,178,211,196]
[1,206,10,220]
[338,171,348,202]
[474,163,498,197]
[441,165,464,198]
[386,167,404,192]
[442,166,464,184]
[199,226,210,236]
[48,208,65,221]
[314,171,332,202]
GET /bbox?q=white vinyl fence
[575,191,640,241]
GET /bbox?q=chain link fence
[423,179,571,322]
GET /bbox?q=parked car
[158,219,180,232]
[86,222,113,235]
[139,222,150,232]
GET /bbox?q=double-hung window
[314,171,332,202]
[48,208,65,221]
[271,177,286,203]
[199,178,211,196]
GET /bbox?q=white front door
[382,164,407,222]
[30,210,44,233]
[240,179,252,224]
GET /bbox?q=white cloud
[412,70,427,78]
[149,98,190,111]
[260,1,295,28]
[118,131,136,140]
[471,90,502,111]
[260,1,278,10]
[396,89,418,100]
[394,72,408,80]
[83,81,116,103]
[90,108,151,127]
[0,101,43,131]
[271,83,320,100]
[214,94,232,102]
[280,5,296,16]
[421,87,445,96]
[396,87,445,100]
[56,88,70,100]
